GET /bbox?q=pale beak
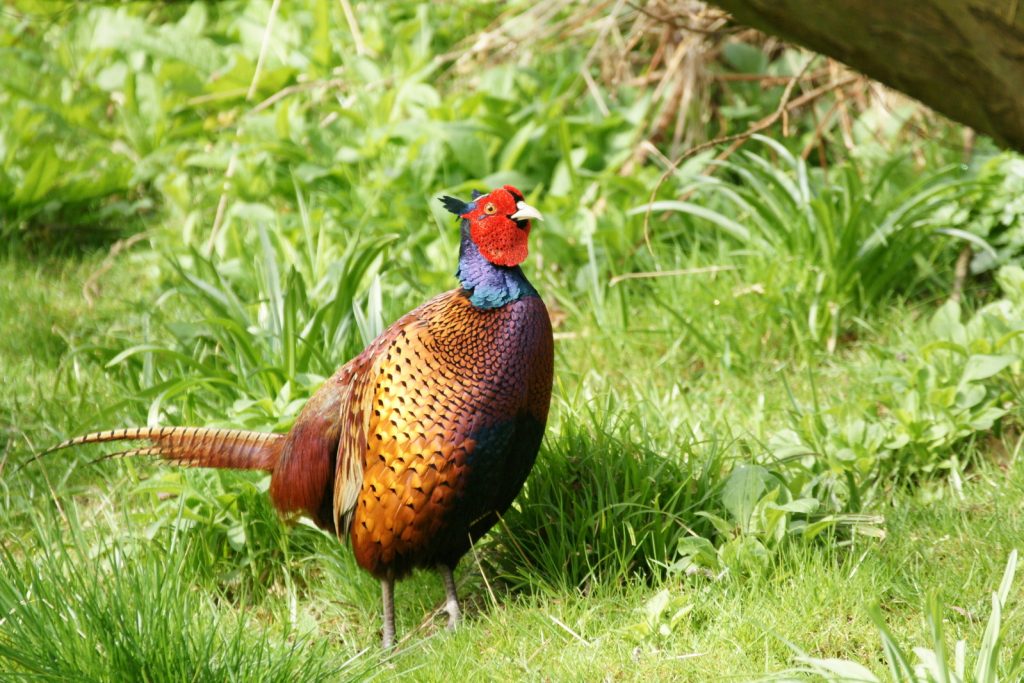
[510,201,544,222]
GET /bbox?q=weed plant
[2,2,1023,680]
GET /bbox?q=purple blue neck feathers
[456,220,537,309]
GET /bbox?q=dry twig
[609,264,736,286]
[950,245,972,303]
[206,0,281,254]
[83,232,150,306]
[337,0,368,57]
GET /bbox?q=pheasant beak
[510,201,544,222]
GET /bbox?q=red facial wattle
[459,185,543,267]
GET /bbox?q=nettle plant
[775,265,1024,508]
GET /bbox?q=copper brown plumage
[349,289,552,578]
[42,185,553,648]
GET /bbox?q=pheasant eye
[484,203,497,215]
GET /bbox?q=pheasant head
[441,185,543,267]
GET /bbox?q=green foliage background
[2,1,1023,680]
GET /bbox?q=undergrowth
[2,1,1023,680]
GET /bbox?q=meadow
[1,2,1023,680]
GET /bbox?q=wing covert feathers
[330,316,410,538]
[332,361,374,536]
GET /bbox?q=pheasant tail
[42,427,285,471]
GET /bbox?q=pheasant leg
[440,565,462,629]
[381,578,396,648]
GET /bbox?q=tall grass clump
[633,137,989,349]
[85,211,393,432]
[490,409,723,590]
[0,509,367,681]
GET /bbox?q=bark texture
[709,0,1024,151]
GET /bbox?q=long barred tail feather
[39,427,285,472]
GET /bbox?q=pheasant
[45,185,554,648]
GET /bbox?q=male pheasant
[45,185,554,648]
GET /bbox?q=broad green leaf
[231,202,277,223]
[995,264,1024,302]
[767,429,812,459]
[627,201,752,243]
[722,465,771,529]
[446,128,490,179]
[498,121,542,171]
[676,536,719,569]
[11,150,61,205]
[719,536,768,575]
[968,406,1006,431]
[695,511,734,537]
[642,589,670,622]
[796,656,880,682]
[722,41,768,74]
[960,354,1016,384]
[931,300,967,344]
[802,516,840,540]
[770,498,819,514]
[954,383,985,410]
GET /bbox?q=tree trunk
[709,0,1024,152]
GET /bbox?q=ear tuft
[440,195,470,216]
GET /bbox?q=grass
[632,137,987,348]
[3,239,1022,681]
[2,1,1024,680]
